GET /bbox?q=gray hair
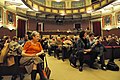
[31,31,39,37]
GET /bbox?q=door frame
[16,16,28,36]
[90,18,103,36]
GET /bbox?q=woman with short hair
[20,31,48,80]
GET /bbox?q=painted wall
[28,19,90,32]
[28,18,37,31]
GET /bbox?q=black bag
[69,52,77,67]
[44,56,51,79]
[107,61,119,71]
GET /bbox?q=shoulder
[24,41,31,47]
[25,41,31,44]
[78,38,82,42]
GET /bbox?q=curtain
[93,21,101,36]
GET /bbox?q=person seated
[107,37,119,46]
[6,36,22,66]
[48,37,57,56]
[0,36,11,64]
[54,37,63,60]
[89,32,95,46]
[101,36,108,46]
[91,36,107,70]
[0,36,11,79]
[62,36,73,61]
[20,31,48,80]
[77,31,98,72]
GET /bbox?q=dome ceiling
[22,0,115,15]
[0,0,118,21]
[33,0,86,9]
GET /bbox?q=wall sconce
[118,27,120,29]
[106,29,110,32]
[10,29,14,32]
[0,26,3,28]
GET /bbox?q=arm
[77,39,91,53]
[36,50,44,56]
[21,50,36,57]
[36,43,45,56]
[77,39,84,53]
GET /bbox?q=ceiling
[0,0,120,21]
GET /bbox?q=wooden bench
[0,56,27,80]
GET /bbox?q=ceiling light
[87,10,93,13]
[75,0,80,1]
[60,13,66,16]
[56,0,62,2]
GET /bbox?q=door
[17,19,26,38]
[92,21,101,36]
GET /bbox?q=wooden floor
[2,54,120,80]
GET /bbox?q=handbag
[7,56,15,66]
[44,56,51,79]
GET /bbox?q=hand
[84,49,91,52]
[31,54,36,57]
[88,49,91,52]
[94,40,99,45]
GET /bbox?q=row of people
[41,31,120,72]
[0,31,49,80]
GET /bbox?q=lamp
[0,26,3,28]
[106,29,110,32]
[118,27,120,29]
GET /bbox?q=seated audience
[91,36,107,70]
[54,37,63,59]
[77,31,98,72]
[62,36,73,61]
[48,37,57,56]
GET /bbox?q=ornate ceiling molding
[22,0,115,15]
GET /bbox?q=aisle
[47,55,120,80]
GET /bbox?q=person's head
[96,36,102,43]
[66,36,71,40]
[24,34,28,40]
[3,36,11,43]
[79,31,87,39]
[107,35,112,41]
[31,31,40,42]
[89,33,94,40]
[56,37,61,41]
[12,36,18,42]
